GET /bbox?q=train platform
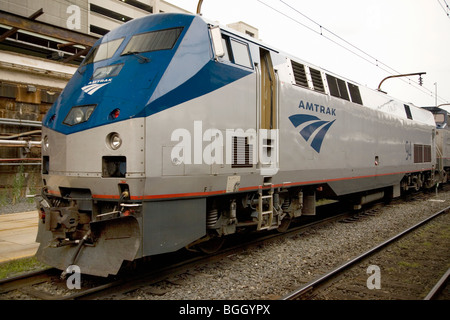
[0,211,39,263]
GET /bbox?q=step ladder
[257,183,274,231]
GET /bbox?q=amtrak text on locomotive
[299,100,336,116]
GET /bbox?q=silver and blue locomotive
[36,13,440,277]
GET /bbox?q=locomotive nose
[36,195,141,277]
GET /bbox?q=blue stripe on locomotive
[43,13,252,135]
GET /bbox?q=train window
[122,27,183,55]
[291,60,308,88]
[221,36,231,62]
[83,38,124,65]
[326,74,349,101]
[219,35,252,69]
[348,83,363,105]
[229,39,252,68]
[309,68,325,93]
[404,104,413,120]
[92,63,124,80]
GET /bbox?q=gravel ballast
[1,190,448,300]
[126,190,450,300]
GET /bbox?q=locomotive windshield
[83,38,124,65]
[92,63,124,80]
[121,27,183,55]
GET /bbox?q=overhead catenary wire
[257,0,449,104]
[257,0,394,74]
[278,0,448,103]
[437,0,450,18]
[279,0,401,75]
[286,0,449,103]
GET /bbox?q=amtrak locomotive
[36,13,443,277]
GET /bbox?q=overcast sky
[167,0,450,108]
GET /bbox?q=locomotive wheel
[198,237,225,254]
[277,217,292,233]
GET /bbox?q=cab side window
[220,35,253,69]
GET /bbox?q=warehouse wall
[0,82,59,205]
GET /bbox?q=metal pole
[377,72,426,93]
[197,0,204,14]
[0,139,41,146]
[0,118,42,127]
[435,82,438,107]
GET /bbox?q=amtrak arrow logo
[81,82,109,95]
[81,79,112,95]
[289,114,335,153]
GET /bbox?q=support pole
[377,72,426,93]
[197,0,204,15]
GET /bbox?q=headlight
[106,132,122,150]
[63,105,96,126]
[43,135,49,150]
[73,109,84,123]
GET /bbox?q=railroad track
[0,266,119,300]
[0,202,352,300]
[424,268,450,300]
[282,205,450,300]
[1,192,448,300]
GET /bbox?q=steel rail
[424,267,450,300]
[0,205,349,300]
[68,208,353,300]
[282,205,450,300]
[0,267,56,296]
